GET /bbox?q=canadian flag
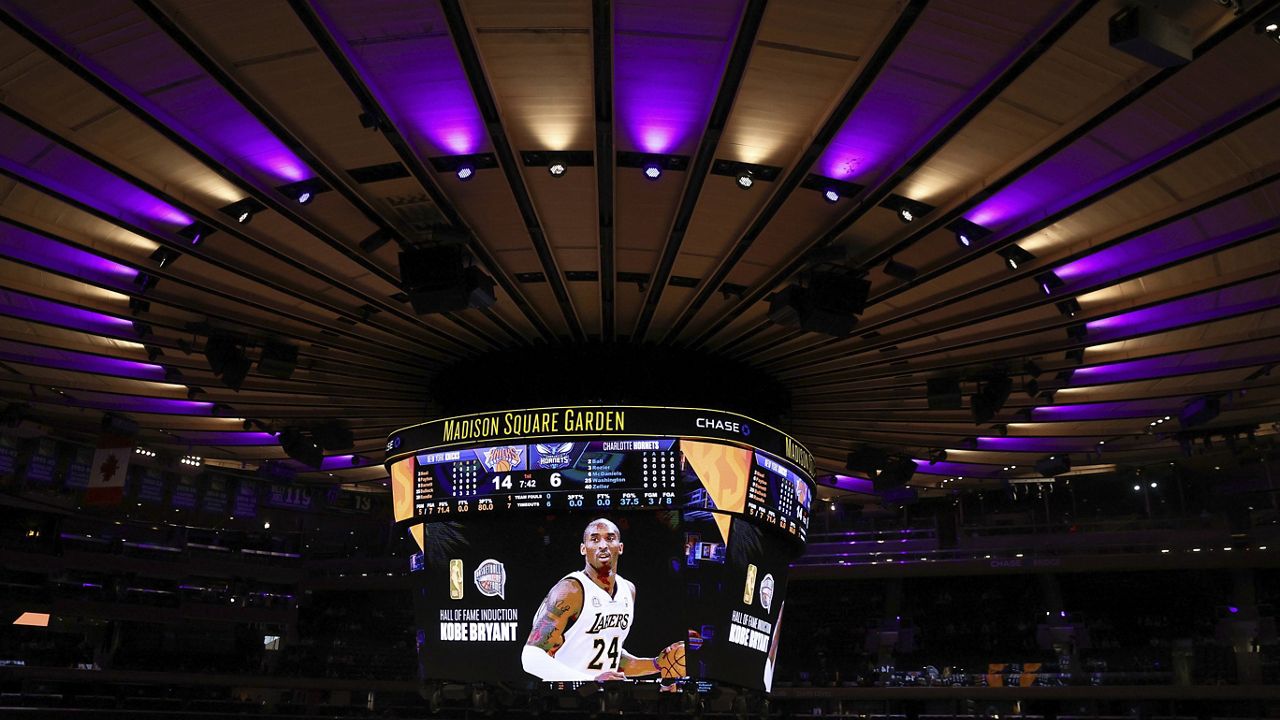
[85,433,131,506]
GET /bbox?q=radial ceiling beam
[857,2,1277,280]
[658,0,930,344]
[287,0,548,345]
[440,0,585,342]
[593,0,617,340]
[130,0,499,350]
[630,0,766,341]
[684,0,1099,348]
[0,6,490,352]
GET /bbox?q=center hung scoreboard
[386,406,816,692]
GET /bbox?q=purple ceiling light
[1055,193,1280,288]
[6,0,309,184]
[1084,283,1280,342]
[614,0,744,155]
[1032,400,1181,422]
[0,115,193,229]
[313,0,486,157]
[1071,347,1280,386]
[0,223,138,287]
[0,338,165,381]
[817,2,1066,183]
[175,431,279,446]
[0,289,134,336]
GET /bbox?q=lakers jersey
[555,571,635,675]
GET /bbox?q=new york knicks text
[439,608,520,641]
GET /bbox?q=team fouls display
[388,406,814,690]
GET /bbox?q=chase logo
[473,558,506,599]
[385,436,401,453]
[696,417,751,435]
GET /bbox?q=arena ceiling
[0,0,1277,497]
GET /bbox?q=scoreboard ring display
[385,406,816,691]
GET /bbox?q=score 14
[491,472,563,491]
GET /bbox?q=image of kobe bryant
[522,518,677,681]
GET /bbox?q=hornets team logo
[535,442,576,469]
[473,558,506,599]
[482,446,524,472]
[759,573,775,612]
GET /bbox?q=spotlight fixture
[735,170,754,190]
[881,195,934,224]
[547,157,568,177]
[145,345,164,362]
[133,271,159,292]
[1056,298,1082,317]
[455,164,475,182]
[1034,271,1064,295]
[997,245,1035,270]
[219,198,265,225]
[177,222,214,246]
[149,247,180,268]
[276,179,328,205]
[134,447,156,458]
[822,188,840,204]
[180,455,203,467]
[642,162,662,181]
[948,218,991,248]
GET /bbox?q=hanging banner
[86,433,132,506]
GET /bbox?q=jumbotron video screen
[386,406,814,691]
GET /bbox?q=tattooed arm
[522,578,617,681]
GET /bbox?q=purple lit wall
[1071,347,1279,385]
[967,33,1280,229]
[908,459,1000,479]
[0,114,193,230]
[614,0,744,156]
[7,0,309,183]
[817,1,1068,183]
[1055,190,1280,287]
[0,289,134,336]
[975,436,1100,453]
[178,431,279,446]
[1032,400,1180,422]
[1084,279,1280,341]
[313,0,487,157]
[0,338,165,381]
[0,223,138,287]
[57,393,213,415]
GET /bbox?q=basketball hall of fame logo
[474,558,507,599]
[759,573,775,612]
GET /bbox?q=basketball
[657,641,685,678]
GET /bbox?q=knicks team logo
[473,558,506,599]
[759,573,775,612]
[482,446,524,472]
[535,442,575,469]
